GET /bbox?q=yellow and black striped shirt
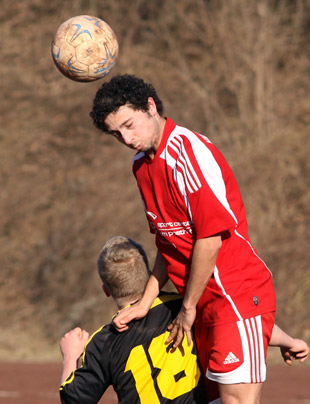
[60,293,206,403]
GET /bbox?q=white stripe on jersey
[213,266,243,321]
[171,136,202,191]
[234,229,273,276]
[168,140,197,193]
[161,125,238,224]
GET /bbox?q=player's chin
[132,144,144,152]
[123,143,139,151]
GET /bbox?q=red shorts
[194,312,275,402]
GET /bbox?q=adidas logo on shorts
[223,352,240,364]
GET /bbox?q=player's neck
[145,116,166,160]
[118,298,141,311]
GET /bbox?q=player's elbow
[197,235,222,257]
[209,236,222,258]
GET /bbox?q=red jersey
[133,118,276,326]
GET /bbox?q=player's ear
[102,283,111,297]
[147,97,157,116]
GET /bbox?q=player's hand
[60,327,90,362]
[166,305,196,348]
[280,338,310,365]
[113,302,149,332]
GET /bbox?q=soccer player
[89,74,300,404]
[59,236,206,404]
[59,239,309,404]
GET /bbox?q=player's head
[97,236,150,308]
[90,74,164,133]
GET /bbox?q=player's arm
[60,327,90,384]
[113,250,169,331]
[269,324,309,365]
[60,327,109,404]
[167,235,222,348]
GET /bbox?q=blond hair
[97,236,150,307]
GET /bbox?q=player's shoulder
[85,322,117,352]
[148,292,183,318]
[167,123,212,150]
[150,291,182,308]
[87,293,182,345]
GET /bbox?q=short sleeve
[60,335,109,404]
[171,134,237,239]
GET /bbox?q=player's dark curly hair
[90,74,164,133]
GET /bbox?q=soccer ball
[51,15,118,82]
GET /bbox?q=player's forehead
[105,104,141,129]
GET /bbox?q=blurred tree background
[0,0,309,360]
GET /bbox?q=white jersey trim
[234,229,273,276]
[213,266,243,321]
[160,125,238,224]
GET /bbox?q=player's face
[104,98,165,158]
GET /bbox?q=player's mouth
[125,142,138,150]
[134,143,141,150]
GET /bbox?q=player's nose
[120,130,134,146]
